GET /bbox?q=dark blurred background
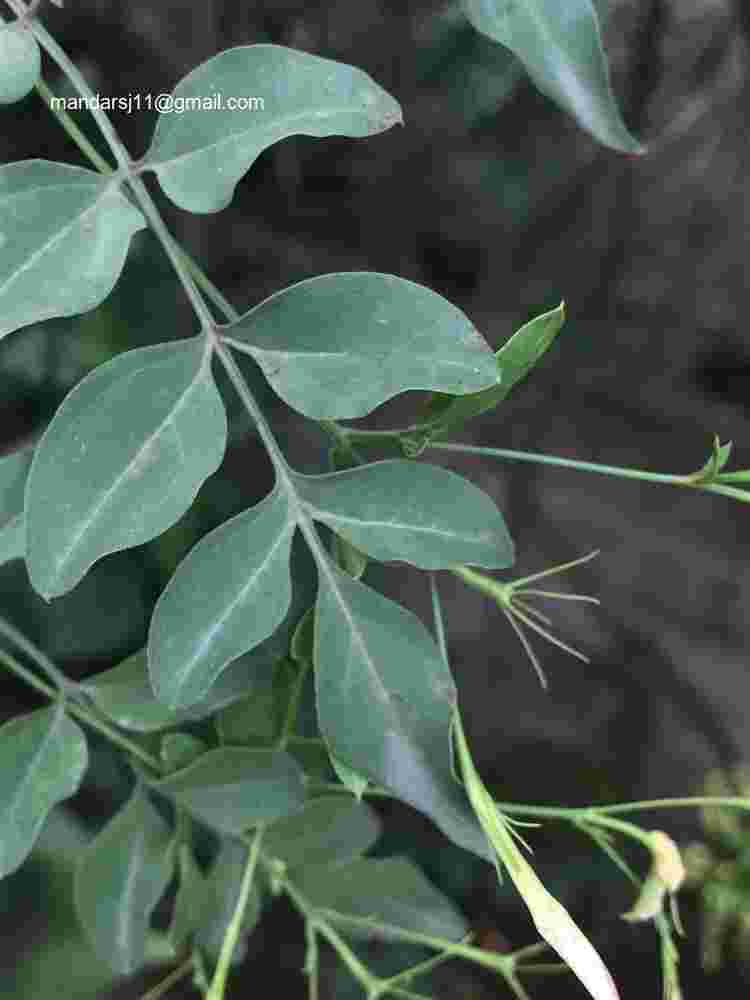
[2,0,750,997]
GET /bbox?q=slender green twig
[139,956,195,1000]
[0,643,162,771]
[0,615,74,692]
[0,645,56,701]
[206,826,265,1000]
[278,658,312,750]
[428,441,680,484]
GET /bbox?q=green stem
[451,564,507,602]
[279,658,311,749]
[24,11,134,174]
[0,644,162,771]
[34,70,242,327]
[0,615,74,692]
[581,813,656,851]
[282,877,380,995]
[206,826,264,1000]
[0,646,57,700]
[497,797,750,818]
[304,920,320,1000]
[428,441,682,485]
[379,945,458,993]
[140,956,195,1000]
[35,76,116,173]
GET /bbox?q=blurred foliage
[684,767,750,974]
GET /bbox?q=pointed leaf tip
[461,0,641,154]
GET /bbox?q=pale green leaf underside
[224,272,500,419]
[315,566,492,862]
[295,459,514,569]
[83,647,274,733]
[263,796,381,871]
[0,22,41,105]
[74,787,174,974]
[144,44,403,213]
[294,856,469,941]
[151,746,305,834]
[0,160,145,338]
[25,338,227,600]
[148,488,295,710]
[462,0,642,153]
[0,704,88,879]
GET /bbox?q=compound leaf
[295,459,514,569]
[462,0,642,153]
[223,272,499,419]
[294,856,469,941]
[148,488,295,709]
[0,160,145,339]
[263,796,381,871]
[151,746,305,835]
[74,786,174,975]
[26,337,227,600]
[0,704,87,879]
[315,565,492,862]
[144,44,402,213]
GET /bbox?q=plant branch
[140,956,195,1000]
[0,615,74,692]
[0,643,162,772]
[206,826,264,1000]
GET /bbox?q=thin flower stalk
[453,550,601,688]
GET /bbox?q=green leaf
[25,338,227,599]
[216,658,290,746]
[0,704,88,878]
[168,841,211,955]
[83,647,269,732]
[223,272,500,419]
[144,44,402,213]
[148,488,295,709]
[195,840,262,964]
[161,732,207,772]
[263,796,380,871]
[74,786,175,975]
[416,302,566,446]
[688,434,734,485]
[0,445,32,566]
[150,747,306,835]
[291,606,315,666]
[295,459,514,569]
[331,532,369,580]
[294,856,469,940]
[330,755,369,800]
[0,20,40,105]
[0,445,32,524]
[0,512,24,566]
[461,0,642,153]
[0,161,145,338]
[315,566,492,862]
